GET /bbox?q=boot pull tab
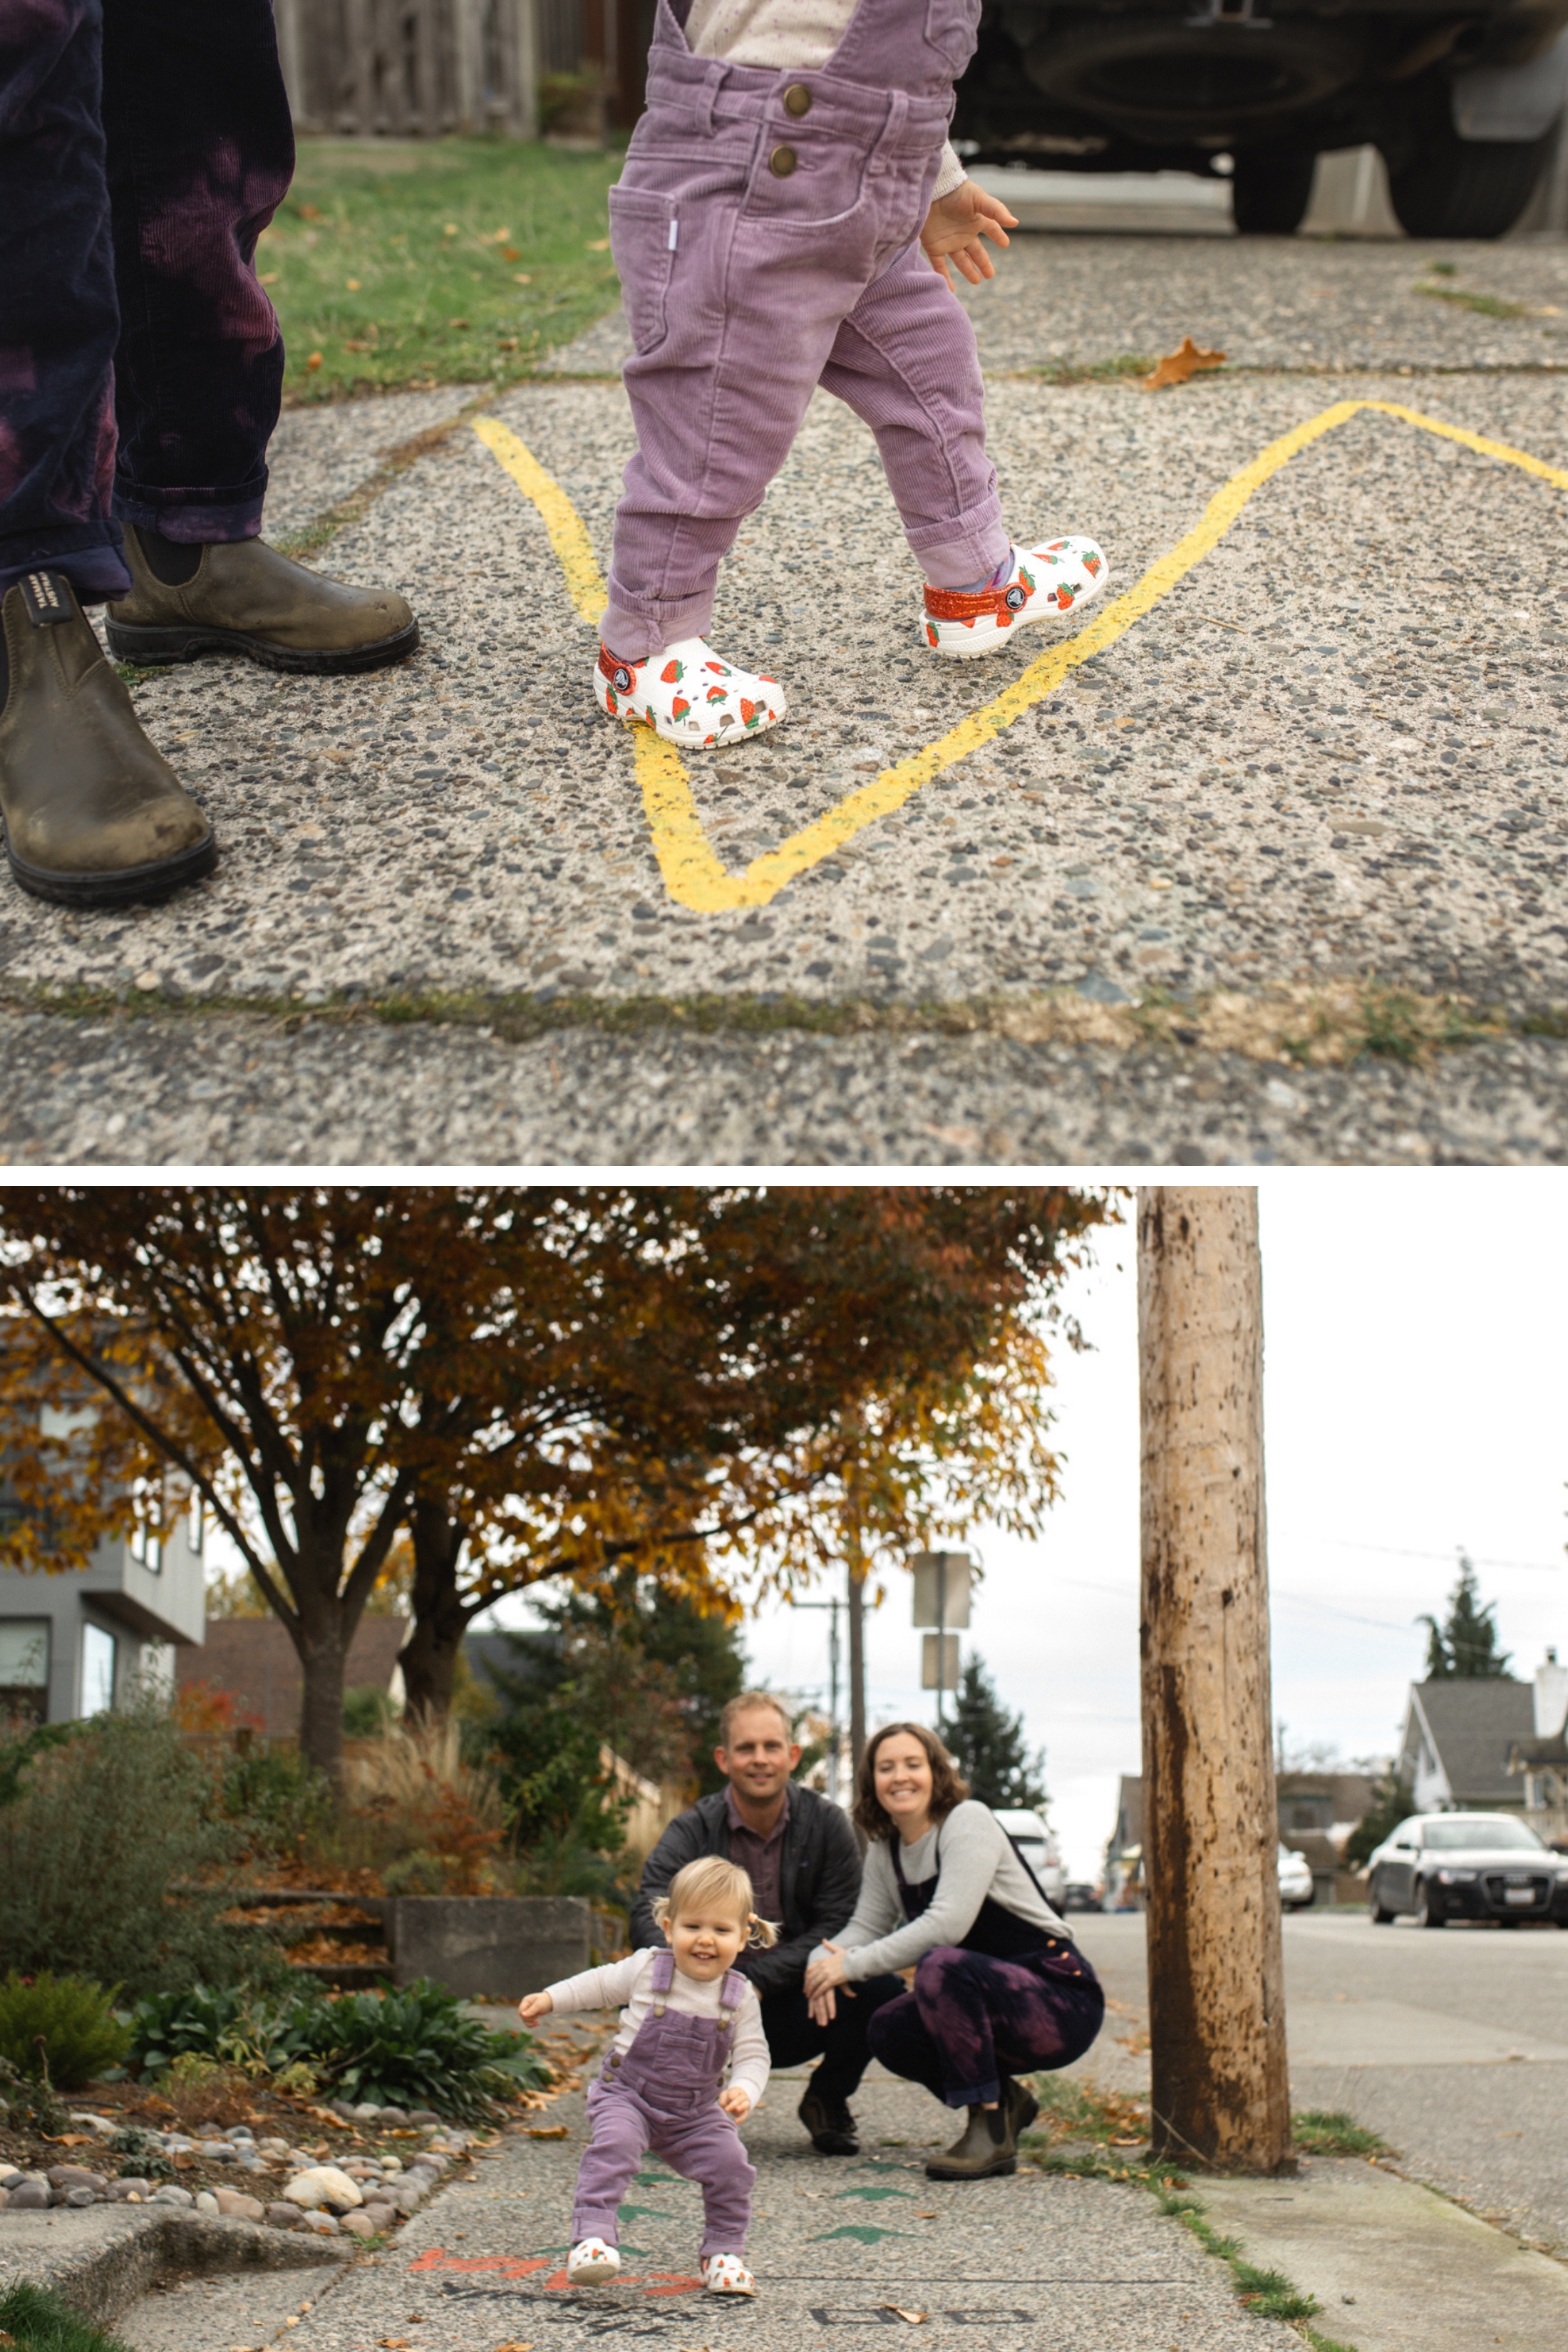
[19,572,73,626]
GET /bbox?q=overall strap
[717,1967,748,2033]
[649,1945,677,2013]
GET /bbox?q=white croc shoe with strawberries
[594,635,786,748]
[921,537,1108,659]
[567,2238,621,2284]
[701,2252,757,2296]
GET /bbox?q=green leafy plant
[381,1850,450,1898]
[0,1971,130,2089]
[0,2280,138,2352]
[220,1745,332,1853]
[0,1706,257,1998]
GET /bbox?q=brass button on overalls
[783,83,812,117]
[770,144,798,177]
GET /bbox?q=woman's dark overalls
[867,1827,1105,2108]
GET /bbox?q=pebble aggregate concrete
[150,2071,1299,2352]
[4,230,1568,1164]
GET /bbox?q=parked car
[1278,1842,1315,1909]
[1060,1880,1104,1913]
[1366,1812,1568,1927]
[994,1805,1067,1905]
[952,2,1568,238]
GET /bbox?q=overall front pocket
[607,184,680,353]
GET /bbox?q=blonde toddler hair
[651,1855,780,1949]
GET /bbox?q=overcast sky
[510,1172,1564,1881]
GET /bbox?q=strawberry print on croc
[921,537,1109,660]
[567,2237,621,2284]
[594,634,787,748]
[701,2252,757,2296]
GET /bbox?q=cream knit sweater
[684,0,967,198]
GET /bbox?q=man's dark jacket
[629,1785,863,2001]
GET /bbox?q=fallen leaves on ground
[527,2125,569,2139]
[880,2308,929,2325]
[1141,336,1226,389]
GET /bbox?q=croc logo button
[1004,584,1026,610]
[613,666,633,693]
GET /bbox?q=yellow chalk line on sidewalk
[475,401,1568,917]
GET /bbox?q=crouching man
[631,1691,902,2155]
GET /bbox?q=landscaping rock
[361,2201,396,2231]
[107,2180,150,2200]
[391,2180,426,2216]
[5,2182,48,2209]
[284,2166,363,2211]
[194,2191,220,2214]
[301,2209,340,2235]
[267,2202,305,2229]
[65,2188,98,2208]
[406,2110,439,2125]
[341,2210,378,2239]
[374,2106,408,2125]
[47,2166,107,2189]
[150,2185,194,2207]
[212,2189,267,2222]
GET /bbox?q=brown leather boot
[924,2101,1018,2182]
[0,571,217,907]
[105,526,418,675]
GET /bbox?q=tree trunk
[1137,1185,1289,2175]
[294,1609,349,1789]
[400,1497,472,1726]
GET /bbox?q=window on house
[81,1623,118,1716]
[130,1475,163,1572]
[0,1620,50,1725]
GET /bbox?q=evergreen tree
[942,1654,1047,1810]
[1342,1769,1415,1869]
[1417,1557,1512,1679]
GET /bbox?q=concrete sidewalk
[113,2073,1300,2352]
[3,232,1567,1164]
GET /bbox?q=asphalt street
[1069,1909,1568,2257]
[4,228,1568,1164]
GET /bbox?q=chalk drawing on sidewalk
[474,408,1568,920]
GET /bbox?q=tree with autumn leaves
[0,1186,1111,1785]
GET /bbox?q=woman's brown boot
[925,2100,1017,2181]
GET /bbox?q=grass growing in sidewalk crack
[0,2281,136,2352]
[1291,2109,1395,2160]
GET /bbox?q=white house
[1396,1674,1537,1814]
[0,1450,206,1723]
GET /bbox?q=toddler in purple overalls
[592,0,1108,751]
[518,1857,774,2297]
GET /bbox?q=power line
[1321,1539,1562,1573]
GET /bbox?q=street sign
[911,1551,972,1628]
[922,1633,960,1691]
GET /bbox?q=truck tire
[1232,148,1317,234]
[1387,123,1555,238]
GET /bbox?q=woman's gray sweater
[817,1800,1068,1980]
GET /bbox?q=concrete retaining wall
[382,1894,596,1998]
[0,2207,346,2327]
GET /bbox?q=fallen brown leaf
[880,2308,928,2325]
[1141,336,1226,391]
[527,2125,569,2139]
[491,2342,535,2351]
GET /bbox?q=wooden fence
[274,0,655,138]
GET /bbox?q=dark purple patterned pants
[867,1943,1105,2109]
[0,0,293,600]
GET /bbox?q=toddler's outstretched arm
[921,182,1018,293]
[518,1991,553,2023]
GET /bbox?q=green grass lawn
[265,137,627,403]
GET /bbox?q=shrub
[0,1971,130,2089]
[344,1685,398,1737]
[0,2051,68,2137]
[155,2053,253,2130]
[0,2280,136,2352]
[0,1704,257,1998]
[219,1745,332,1857]
[323,1723,508,1893]
[125,1976,551,2122]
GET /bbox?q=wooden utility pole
[1137,1187,1290,2173]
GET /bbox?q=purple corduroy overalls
[572,1948,756,2262]
[601,0,1004,661]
